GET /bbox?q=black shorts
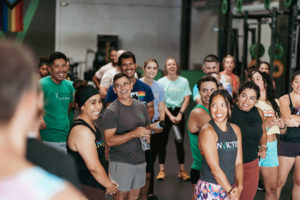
[145,150,153,173]
[278,140,300,157]
[190,168,200,184]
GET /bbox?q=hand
[150,122,163,134]
[227,187,239,200]
[169,115,177,124]
[105,180,118,195]
[175,113,183,123]
[258,146,267,159]
[264,117,276,129]
[274,118,285,129]
[135,127,151,138]
[285,117,300,127]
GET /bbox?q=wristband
[227,187,233,194]
[280,125,286,130]
[179,111,184,114]
[260,144,268,151]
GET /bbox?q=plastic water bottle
[140,137,150,151]
[172,125,182,143]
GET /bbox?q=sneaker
[156,170,166,181]
[257,181,265,191]
[177,170,191,181]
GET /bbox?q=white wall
[56,0,182,78]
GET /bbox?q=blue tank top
[280,94,300,142]
[202,120,237,185]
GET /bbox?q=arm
[92,75,100,90]
[165,106,177,124]
[199,124,233,194]
[176,95,190,123]
[279,95,300,127]
[158,101,165,121]
[258,108,267,159]
[104,127,150,147]
[188,108,211,134]
[100,87,108,100]
[230,124,243,199]
[69,126,117,193]
[146,101,154,121]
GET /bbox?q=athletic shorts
[278,140,300,157]
[190,168,200,184]
[194,179,228,200]
[259,140,279,167]
[145,150,153,173]
[109,161,146,191]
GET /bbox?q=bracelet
[179,111,184,114]
[260,144,268,151]
[227,187,233,194]
[280,125,286,130]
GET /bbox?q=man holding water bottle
[103,72,151,200]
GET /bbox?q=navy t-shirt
[105,79,154,104]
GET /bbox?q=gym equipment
[250,43,265,59]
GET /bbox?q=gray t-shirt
[102,99,150,164]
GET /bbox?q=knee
[277,178,287,188]
[293,175,300,186]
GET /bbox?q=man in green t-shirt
[40,52,74,153]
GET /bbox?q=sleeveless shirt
[280,94,300,142]
[67,119,107,190]
[202,120,237,185]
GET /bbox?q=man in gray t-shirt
[102,73,150,199]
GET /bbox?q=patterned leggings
[194,179,229,200]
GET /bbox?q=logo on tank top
[216,141,238,150]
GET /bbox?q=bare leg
[159,164,164,171]
[128,188,142,200]
[114,191,129,200]
[140,173,151,200]
[292,156,300,200]
[261,166,278,200]
[277,156,295,200]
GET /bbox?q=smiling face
[120,57,136,79]
[200,81,218,107]
[48,58,68,84]
[223,57,235,72]
[110,50,118,65]
[291,74,300,94]
[237,88,258,112]
[82,94,102,121]
[165,58,178,76]
[203,61,219,75]
[113,76,133,100]
[144,61,158,80]
[210,94,228,123]
[251,72,265,91]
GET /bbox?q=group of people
[190,56,300,200]
[1,38,299,200]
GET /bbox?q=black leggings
[151,107,185,165]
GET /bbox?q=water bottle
[140,137,150,151]
[172,125,182,143]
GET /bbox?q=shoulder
[279,94,289,102]
[136,79,151,89]
[178,76,188,82]
[39,76,50,85]
[157,76,167,83]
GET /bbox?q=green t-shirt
[157,76,191,109]
[188,104,210,171]
[40,76,75,142]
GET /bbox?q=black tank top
[202,120,237,185]
[67,119,107,190]
[280,94,300,142]
[230,103,262,163]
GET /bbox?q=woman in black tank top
[67,81,118,200]
[195,90,243,200]
[277,71,300,200]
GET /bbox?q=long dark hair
[249,70,281,118]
